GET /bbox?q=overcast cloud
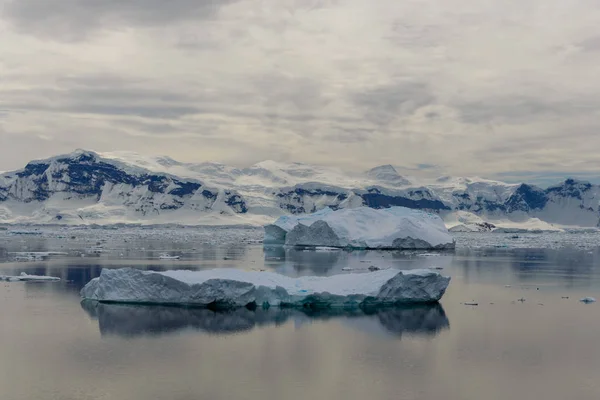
[1,0,600,182]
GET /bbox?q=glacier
[265,206,455,249]
[1,149,599,228]
[80,267,451,308]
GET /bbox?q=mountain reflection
[81,301,449,338]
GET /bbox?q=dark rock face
[359,187,449,211]
[546,179,592,200]
[224,192,248,213]
[476,222,496,231]
[360,192,449,211]
[505,184,548,212]
[275,186,349,214]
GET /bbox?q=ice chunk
[0,272,61,282]
[81,267,451,308]
[264,206,455,250]
[158,253,180,260]
[580,297,596,303]
[9,251,68,261]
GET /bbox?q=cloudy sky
[0,0,599,183]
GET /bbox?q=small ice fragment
[505,285,512,288]
[580,297,596,304]
[341,267,354,271]
[0,273,61,282]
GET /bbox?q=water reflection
[81,301,450,339]
[453,248,600,288]
[264,246,453,276]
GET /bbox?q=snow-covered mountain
[0,149,598,228]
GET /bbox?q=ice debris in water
[264,206,455,250]
[158,253,180,260]
[0,272,61,282]
[9,251,68,261]
[81,267,451,309]
[580,297,596,303]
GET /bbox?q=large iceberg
[81,267,450,309]
[264,206,455,249]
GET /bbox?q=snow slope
[1,149,599,228]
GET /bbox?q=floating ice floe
[264,206,455,250]
[9,251,68,256]
[9,251,68,261]
[580,297,596,303]
[0,272,61,282]
[158,253,181,260]
[81,267,451,309]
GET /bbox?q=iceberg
[0,272,61,282]
[81,267,451,309]
[81,301,449,338]
[265,206,455,250]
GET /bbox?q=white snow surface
[81,267,451,307]
[158,268,405,296]
[268,206,455,249]
[444,211,562,232]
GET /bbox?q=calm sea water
[1,228,600,400]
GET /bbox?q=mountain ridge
[0,150,597,228]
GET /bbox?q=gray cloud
[0,85,202,119]
[578,36,600,52]
[253,74,327,111]
[457,96,598,124]
[351,82,434,126]
[2,0,237,40]
[2,0,600,177]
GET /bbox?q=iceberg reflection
[81,300,449,338]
